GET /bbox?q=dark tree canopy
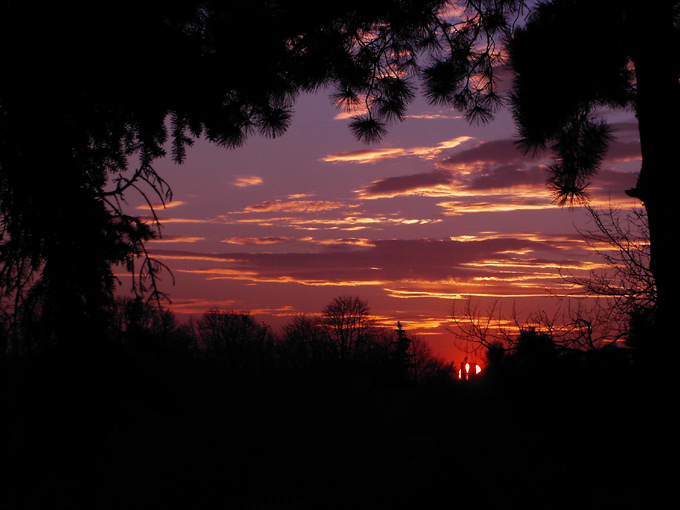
[507,0,680,348]
[508,0,635,204]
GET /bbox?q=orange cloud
[311,238,375,247]
[169,298,237,314]
[137,200,185,211]
[149,250,237,263]
[147,217,216,224]
[221,235,374,246]
[221,213,441,231]
[406,113,463,120]
[462,259,609,271]
[233,175,263,187]
[147,236,204,244]
[222,236,294,245]
[178,268,387,287]
[322,147,409,163]
[448,232,582,245]
[436,199,555,216]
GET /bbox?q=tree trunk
[629,1,680,357]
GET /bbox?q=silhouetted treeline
[0,296,659,509]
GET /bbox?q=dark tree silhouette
[276,302,451,386]
[0,0,528,347]
[448,296,630,361]
[197,309,274,375]
[278,314,331,370]
[507,0,680,348]
[321,295,376,360]
[392,321,413,379]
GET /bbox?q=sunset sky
[122,87,641,362]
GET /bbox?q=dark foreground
[0,345,672,509]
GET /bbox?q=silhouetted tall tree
[392,321,413,380]
[508,0,680,349]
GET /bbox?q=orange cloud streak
[245,200,358,213]
[322,136,474,164]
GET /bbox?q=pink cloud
[466,164,545,190]
[591,169,638,188]
[603,141,641,162]
[438,134,640,171]
[357,170,453,198]
[440,139,526,167]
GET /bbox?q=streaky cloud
[322,147,406,163]
[322,136,474,164]
[136,200,186,211]
[149,249,237,263]
[436,199,554,216]
[222,236,294,245]
[221,213,442,230]
[219,236,374,247]
[147,236,205,244]
[440,139,525,167]
[466,164,545,190]
[169,298,237,314]
[245,199,358,213]
[356,169,453,198]
[405,113,463,120]
[146,217,216,224]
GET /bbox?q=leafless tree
[448,295,629,365]
[564,204,654,330]
[320,296,377,361]
[447,298,508,357]
[448,203,653,360]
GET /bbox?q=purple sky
[121,90,640,362]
